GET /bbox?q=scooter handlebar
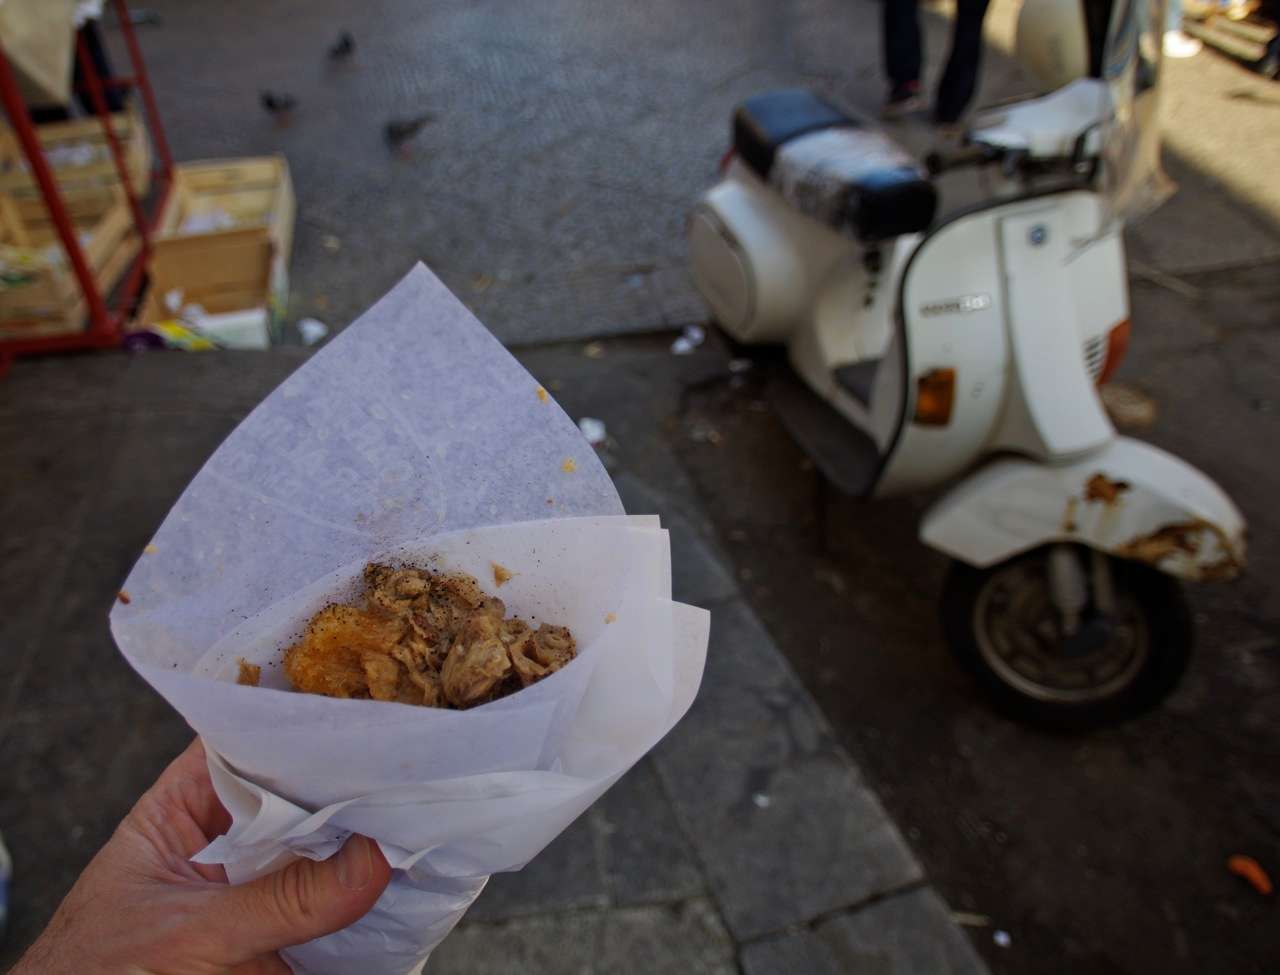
[923,143,1005,176]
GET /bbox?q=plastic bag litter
[577,416,607,445]
[670,324,706,355]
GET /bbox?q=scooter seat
[733,89,937,242]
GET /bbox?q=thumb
[210,834,392,960]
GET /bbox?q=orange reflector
[914,368,956,426]
[1097,319,1131,385]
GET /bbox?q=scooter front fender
[920,437,1246,581]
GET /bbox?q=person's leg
[882,0,924,115]
[932,0,992,124]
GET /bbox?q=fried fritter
[283,604,405,699]
[280,562,576,709]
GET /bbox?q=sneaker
[883,82,924,119]
[1163,30,1203,58]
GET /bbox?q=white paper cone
[109,265,710,974]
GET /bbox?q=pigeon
[328,31,355,60]
[384,113,436,150]
[260,90,297,120]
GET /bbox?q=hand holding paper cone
[109,266,710,975]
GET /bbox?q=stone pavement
[124,0,981,345]
[0,338,985,974]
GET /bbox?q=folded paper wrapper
[109,264,710,975]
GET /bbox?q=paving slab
[594,900,737,975]
[742,888,987,975]
[431,899,737,975]
[652,598,923,941]
[0,352,302,971]
[466,814,608,923]
[593,758,706,906]
[427,908,604,974]
[817,888,989,975]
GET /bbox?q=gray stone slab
[816,888,988,975]
[433,899,735,975]
[1125,158,1280,275]
[428,910,603,974]
[595,899,737,975]
[613,472,737,608]
[0,411,124,548]
[113,349,309,414]
[740,928,847,975]
[741,889,987,975]
[651,599,922,941]
[0,354,127,419]
[1125,280,1219,362]
[594,758,705,906]
[0,409,128,734]
[467,813,607,922]
[0,695,189,969]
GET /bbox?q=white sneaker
[1164,30,1204,58]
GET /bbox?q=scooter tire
[941,550,1193,731]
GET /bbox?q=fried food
[236,658,261,687]
[282,563,576,709]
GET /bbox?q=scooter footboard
[921,437,1246,580]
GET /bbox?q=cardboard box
[144,156,295,329]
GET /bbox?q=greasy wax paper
[108,265,710,974]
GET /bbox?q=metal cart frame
[0,0,173,374]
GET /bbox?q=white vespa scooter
[688,0,1246,727]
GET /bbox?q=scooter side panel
[689,162,855,344]
[920,436,1247,580]
[875,209,1011,496]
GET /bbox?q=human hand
[12,738,391,974]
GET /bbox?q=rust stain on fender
[1061,496,1079,533]
[1114,519,1245,581]
[1085,473,1131,505]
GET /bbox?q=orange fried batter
[236,658,261,687]
[283,605,405,699]
[280,563,576,709]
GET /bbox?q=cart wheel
[942,546,1192,730]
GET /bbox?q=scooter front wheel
[941,547,1192,730]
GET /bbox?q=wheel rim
[972,556,1151,704]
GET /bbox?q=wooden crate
[0,107,152,215]
[143,156,294,326]
[0,189,140,339]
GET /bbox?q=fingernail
[336,835,373,890]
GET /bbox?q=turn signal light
[914,368,955,426]
[1097,319,1131,385]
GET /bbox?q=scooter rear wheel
[941,546,1192,730]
